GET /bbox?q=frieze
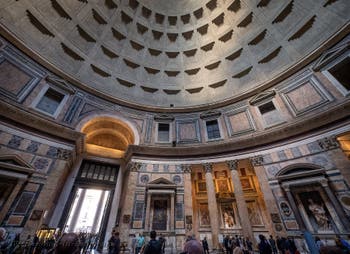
[26,141,39,153]
[318,136,339,151]
[8,135,23,148]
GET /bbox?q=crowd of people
[0,227,100,254]
[1,226,350,254]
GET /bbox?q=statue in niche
[307,198,330,230]
[299,191,333,232]
[221,203,235,228]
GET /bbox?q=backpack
[143,240,162,254]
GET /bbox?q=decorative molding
[203,163,213,173]
[46,76,76,94]
[182,164,191,173]
[200,110,221,120]
[130,162,141,172]
[249,90,276,106]
[227,160,238,171]
[318,136,339,151]
[250,156,264,166]
[154,114,174,122]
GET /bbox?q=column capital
[129,162,141,172]
[227,160,238,171]
[203,163,213,173]
[250,155,264,166]
[182,164,192,173]
[318,136,339,151]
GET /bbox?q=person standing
[143,230,162,254]
[202,237,209,254]
[258,235,272,254]
[135,233,145,254]
[159,234,166,254]
[276,236,285,254]
[108,232,120,254]
[269,235,278,254]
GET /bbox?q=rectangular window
[158,123,170,142]
[258,101,275,114]
[258,101,283,127]
[328,57,350,91]
[206,119,221,140]
[36,88,64,115]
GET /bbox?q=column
[91,190,107,233]
[144,192,152,231]
[321,179,350,229]
[203,163,220,249]
[251,156,284,236]
[183,165,194,234]
[170,193,175,231]
[282,184,306,230]
[227,160,254,242]
[68,188,86,232]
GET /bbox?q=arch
[76,112,140,158]
[277,163,322,177]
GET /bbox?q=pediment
[249,90,276,106]
[148,177,175,185]
[313,40,350,71]
[46,76,76,94]
[200,110,222,120]
[0,154,34,169]
[154,114,174,122]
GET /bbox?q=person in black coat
[202,237,210,254]
[108,232,120,254]
[258,235,272,254]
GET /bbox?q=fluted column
[227,160,254,241]
[170,193,175,231]
[203,163,219,248]
[145,192,152,231]
[282,184,306,230]
[183,164,194,234]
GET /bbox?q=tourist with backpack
[142,231,162,254]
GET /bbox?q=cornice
[125,99,350,160]
[0,100,84,149]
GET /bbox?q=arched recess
[276,163,350,236]
[77,113,140,158]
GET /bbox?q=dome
[1,0,349,110]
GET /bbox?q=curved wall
[0,26,350,252]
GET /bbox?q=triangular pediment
[313,40,350,71]
[249,90,276,106]
[148,177,175,185]
[0,154,34,169]
[46,76,76,94]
